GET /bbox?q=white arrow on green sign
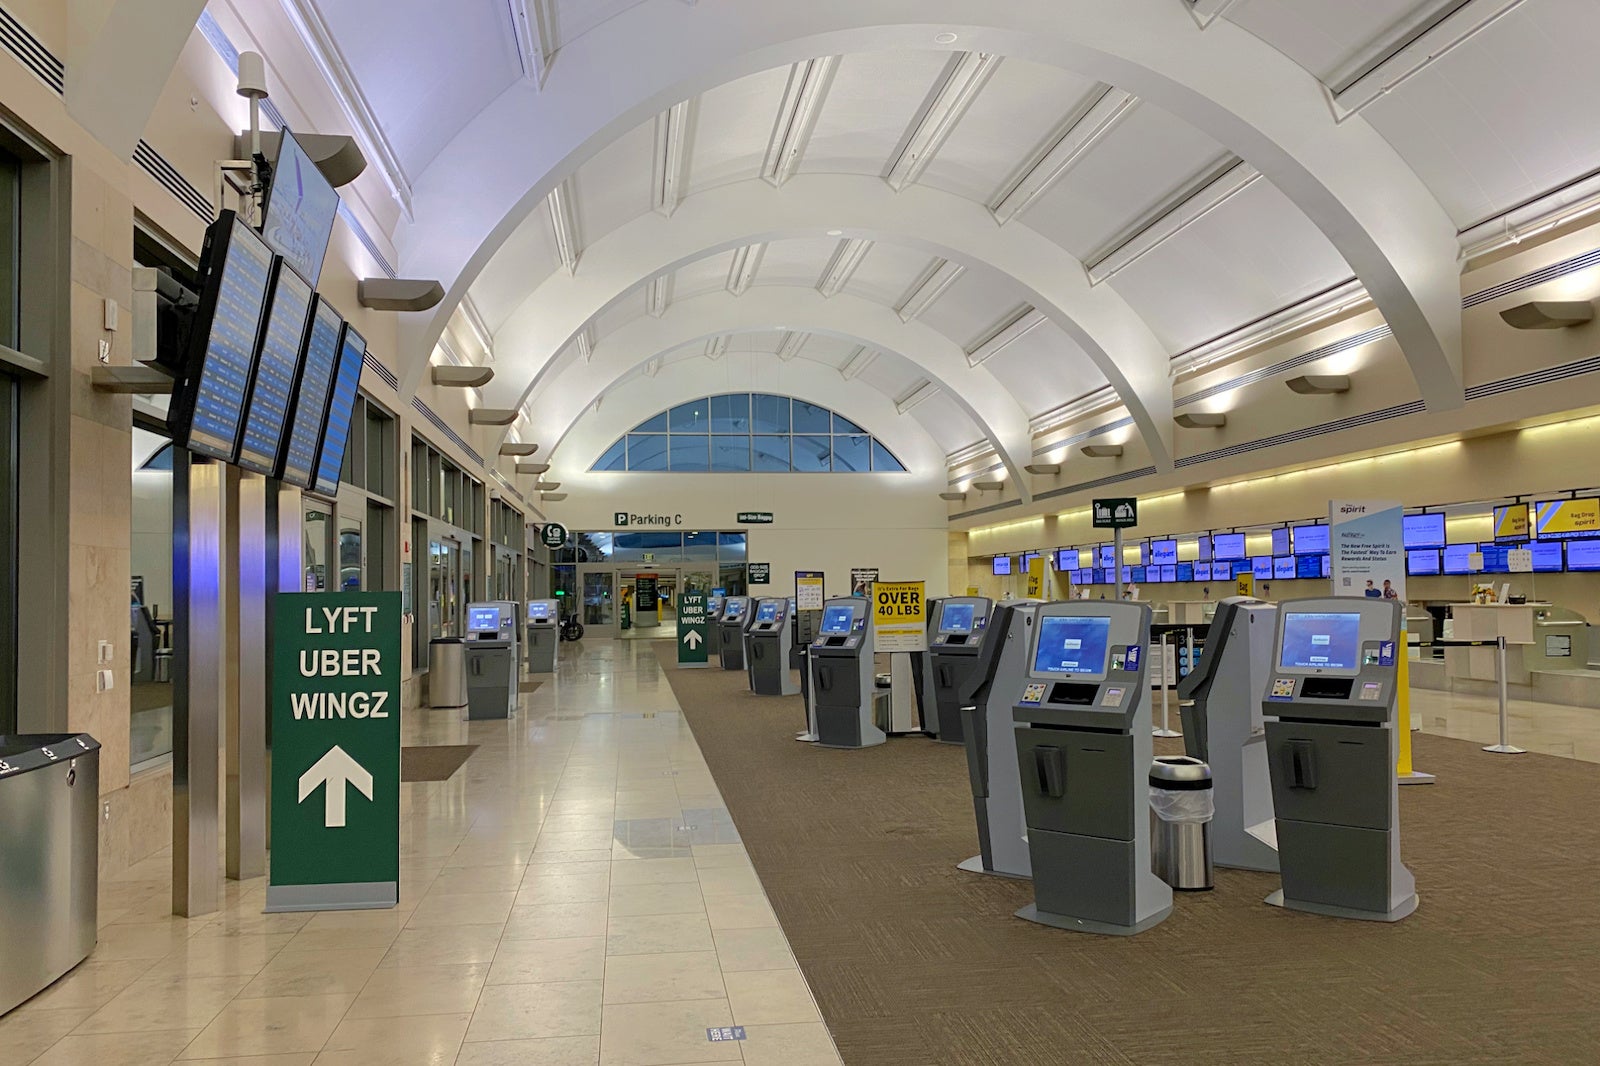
[683,630,703,649]
[677,591,709,668]
[298,745,374,828]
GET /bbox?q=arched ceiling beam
[479,175,1169,481]
[526,289,1032,495]
[395,0,1463,415]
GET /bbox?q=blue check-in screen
[723,599,745,620]
[755,601,778,622]
[940,603,975,633]
[1032,615,1112,676]
[821,605,854,633]
[1279,612,1362,671]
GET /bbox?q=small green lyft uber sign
[267,592,401,913]
[677,591,709,667]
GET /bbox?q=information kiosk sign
[795,572,825,610]
[267,592,400,912]
[749,563,771,584]
[677,591,709,667]
[873,581,926,652]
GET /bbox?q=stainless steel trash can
[429,637,467,709]
[1150,755,1214,891]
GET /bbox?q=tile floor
[6,640,842,1066]
[1410,684,1600,763]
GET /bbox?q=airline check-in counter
[525,599,558,673]
[746,597,798,696]
[465,601,518,720]
[1263,599,1417,922]
[926,597,993,744]
[717,596,752,670]
[1442,601,1588,683]
[808,598,881,748]
[1012,602,1172,935]
[956,600,1040,879]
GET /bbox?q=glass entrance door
[578,567,617,637]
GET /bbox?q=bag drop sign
[873,580,927,652]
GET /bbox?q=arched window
[592,394,907,473]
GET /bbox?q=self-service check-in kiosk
[928,597,993,744]
[956,600,1039,879]
[809,598,881,748]
[717,596,751,670]
[708,595,725,623]
[525,599,559,673]
[1013,602,1171,935]
[1175,597,1279,872]
[465,601,518,719]
[1263,598,1416,922]
[746,598,798,696]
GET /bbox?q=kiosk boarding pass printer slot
[1262,598,1416,922]
[525,599,559,673]
[809,598,881,748]
[465,602,518,720]
[928,597,992,744]
[956,600,1038,879]
[1012,602,1172,936]
[718,596,751,670]
[746,598,798,696]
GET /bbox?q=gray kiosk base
[1264,889,1419,923]
[957,855,1029,879]
[265,880,398,913]
[1015,901,1173,936]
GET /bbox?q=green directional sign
[678,590,709,668]
[267,592,401,912]
[737,511,774,524]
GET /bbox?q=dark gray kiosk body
[1012,601,1172,935]
[807,597,882,748]
[927,596,993,744]
[1262,597,1417,921]
[956,600,1038,879]
[525,598,559,673]
[745,597,798,696]
[1176,597,1279,872]
[913,597,940,735]
[465,601,518,719]
[717,596,752,670]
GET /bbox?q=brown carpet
[653,644,1600,1066]
[400,744,478,782]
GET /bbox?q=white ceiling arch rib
[522,289,1033,489]
[392,0,1464,416]
[478,175,1171,480]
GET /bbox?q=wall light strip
[548,178,581,274]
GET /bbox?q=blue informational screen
[992,556,1012,576]
[261,130,339,287]
[1097,568,1114,584]
[1273,556,1295,579]
[312,325,366,497]
[820,605,851,632]
[1177,562,1194,582]
[1098,544,1116,568]
[1032,615,1112,677]
[527,601,551,620]
[1158,564,1176,582]
[1213,533,1246,560]
[1271,528,1291,556]
[1193,562,1211,582]
[1130,566,1146,583]
[1279,612,1362,671]
[236,261,313,474]
[277,295,341,488]
[1054,548,1075,571]
[1478,544,1511,573]
[1566,540,1600,571]
[755,601,779,622]
[1292,524,1329,555]
[1196,535,1212,562]
[1322,555,1330,578]
[1252,557,1273,579]
[1403,512,1447,549]
[1443,543,1476,574]
[1530,540,1564,572]
[468,606,502,632]
[1295,554,1324,579]
[1151,539,1177,565]
[939,602,975,633]
[724,600,747,621]
[1406,549,1441,576]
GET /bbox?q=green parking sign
[266,592,401,912]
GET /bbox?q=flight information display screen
[1190,562,1208,581]
[992,556,1011,575]
[236,261,313,474]
[1273,556,1295,579]
[1292,524,1329,555]
[1406,549,1441,575]
[1443,543,1477,574]
[1403,512,1446,548]
[1150,539,1177,565]
[278,296,342,488]
[939,602,975,633]
[261,130,339,287]
[755,601,778,622]
[1252,556,1273,579]
[1296,554,1325,579]
[1032,615,1112,677]
[527,601,552,620]
[312,325,366,498]
[1279,612,1362,671]
[175,214,275,460]
[1271,528,1291,555]
[1213,533,1246,560]
[1566,540,1600,571]
[1531,540,1564,572]
[820,605,852,632]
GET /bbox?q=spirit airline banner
[1330,500,1406,604]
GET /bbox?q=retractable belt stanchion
[1153,629,1181,739]
[1483,634,1527,755]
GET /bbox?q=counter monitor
[939,602,975,633]
[1252,556,1272,579]
[1031,615,1112,679]
[1273,556,1295,579]
[1403,512,1447,549]
[1566,539,1600,571]
[1193,562,1211,582]
[820,605,852,632]
[1097,544,1116,568]
[1158,564,1176,582]
[1150,539,1177,566]
[1406,549,1440,576]
[1271,527,1291,556]
[1177,562,1194,582]
[1443,543,1476,575]
[1213,532,1246,560]
[1295,554,1324,579]
[1530,540,1564,572]
[992,556,1012,576]
[1278,611,1362,672]
[1292,523,1329,555]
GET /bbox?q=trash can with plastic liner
[429,637,467,709]
[1150,755,1214,891]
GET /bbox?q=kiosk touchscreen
[708,595,726,623]
[1012,602,1171,935]
[465,601,518,719]
[1175,598,1279,872]
[955,600,1039,879]
[1262,598,1416,921]
[525,599,559,673]
[927,597,993,744]
[745,598,798,696]
[809,598,881,748]
[717,596,752,670]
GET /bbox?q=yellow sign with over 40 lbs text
[873,580,926,652]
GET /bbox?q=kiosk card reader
[956,601,1038,879]
[1262,598,1416,922]
[809,598,881,748]
[1176,597,1279,872]
[525,599,559,673]
[465,601,518,719]
[746,598,798,696]
[928,597,993,744]
[1012,602,1172,935]
[717,596,752,670]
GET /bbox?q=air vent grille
[410,397,485,468]
[1464,354,1600,401]
[1033,416,1133,456]
[0,6,62,93]
[1036,466,1160,502]
[1175,401,1425,469]
[363,353,399,392]
[133,140,215,223]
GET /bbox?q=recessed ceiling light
[826,229,843,237]
[934,32,958,44]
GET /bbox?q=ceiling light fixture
[775,331,809,361]
[1285,374,1352,395]
[515,461,549,474]
[1081,444,1123,458]
[934,32,959,44]
[896,380,939,414]
[726,243,766,295]
[939,491,968,502]
[896,258,965,322]
[1174,411,1227,428]
[1499,300,1594,330]
[500,442,538,457]
[1087,158,1259,283]
[991,85,1138,225]
[840,346,877,380]
[547,178,581,274]
[973,480,1005,492]
[966,307,1045,367]
[1024,463,1061,475]
[816,239,872,296]
[762,56,839,186]
[468,408,518,426]
[651,100,693,217]
[884,51,1000,191]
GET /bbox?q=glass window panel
[871,439,904,472]
[793,400,830,434]
[594,437,626,471]
[751,394,790,433]
[575,532,612,562]
[832,433,870,472]
[710,435,750,472]
[684,530,719,561]
[710,393,750,433]
[792,435,831,471]
[832,412,864,434]
[632,412,668,433]
[627,433,667,470]
[669,398,710,432]
[669,434,710,471]
[752,435,789,471]
[718,532,747,561]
